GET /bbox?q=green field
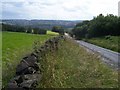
[2,32,118,88]
[2,31,57,87]
[83,36,120,52]
[47,31,59,35]
[38,38,118,88]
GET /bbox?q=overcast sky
[1,0,119,20]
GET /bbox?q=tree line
[2,23,65,35]
[2,23,47,34]
[70,14,120,39]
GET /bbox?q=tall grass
[2,31,55,87]
[38,38,118,88]
[83,36,120,52]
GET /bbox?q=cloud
[1,0,119,20]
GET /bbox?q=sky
[1,0,120,20]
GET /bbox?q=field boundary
[3,35,65,89]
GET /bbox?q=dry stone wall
[5,35,65,90]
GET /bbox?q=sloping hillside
[1,19,82,29]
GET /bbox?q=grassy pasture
[83,36,120,52]
[38,38,118,88]
[2,31,57,87]
[47,31,59,35]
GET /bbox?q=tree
[72,25,88,39]
[71,14,120,39]
[71,20,89,39]
[33,28,47,34]
[2,23,25,32]
[52,26,64,35]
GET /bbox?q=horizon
[1,19,86,21]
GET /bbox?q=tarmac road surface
[76,40,120,69]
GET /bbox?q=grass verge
[38,38,118,88]
[83,36,120,52]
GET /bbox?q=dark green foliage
[33,28,47,35]
[71,14,120,39]
[52,26,64,35]
[72,25,88,39]
[71,21,89,39]
[2,23,26,32]
[26,27,32,33]
[33,28,38,34]
[2,23,47,35]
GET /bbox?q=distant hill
[1,19,83,29]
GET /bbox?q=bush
[52,26,64,35]
[33,28,47,35]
